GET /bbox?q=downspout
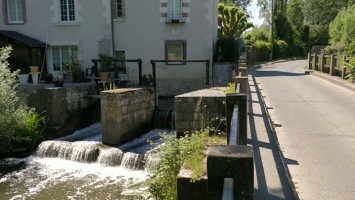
[110,0,115,58]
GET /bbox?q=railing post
[313,54,318,71]
[308,53,312,70]
[320,53,325,72]
[207,145,254,199]
[330,54,335,76]
[225,93,247,145]
[138,59,143,86]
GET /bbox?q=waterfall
[154,110,175,129]
[37,140,159,170]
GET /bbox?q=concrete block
[207,145,254,200]
[238,67,248,76]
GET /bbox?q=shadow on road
[255,70,305,77]
[248,72,297,200]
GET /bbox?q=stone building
[1,0,218,95]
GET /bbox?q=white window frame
[167,0,182,22]
[51,46,78,72]
[60,0,75,22]
[7,0,24,23]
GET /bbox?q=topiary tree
[218,3,253,39]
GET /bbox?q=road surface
[252,60,355,200]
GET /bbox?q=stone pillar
[308,53,312,70]
[207,145,254,200]
[330,54,335,76]
[101,88,155,146]
[225,93,247,145]
[234,76,248,94]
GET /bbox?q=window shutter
[167,0,173,22]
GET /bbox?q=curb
[249,66,300,200]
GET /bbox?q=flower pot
[29,72,39,85]
[54,81,64,87]
[99,72,109,81]
[18,74,29,84]
[29,66,39,73]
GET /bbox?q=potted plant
[53,77,64,87]
[99,54,113,81]
[70,62,84,82]
[43,73,53,83]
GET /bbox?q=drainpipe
[110,0,115,58]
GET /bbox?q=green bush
[329,4,355,56]
[252,40,272,52]
[214,37,239,62]
[0,46,45,154]
[146,130,226,200]
[343,58,355,82]
[273,40,289,58]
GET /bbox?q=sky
[248,0,264,27]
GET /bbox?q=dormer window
[167,0,183,23]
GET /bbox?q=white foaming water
[0,156,147,199]
[0,123,173,199]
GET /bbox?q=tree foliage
[218,3,253,39]
[0,46,45,155]
[328,4,355,55]
[219,0,252,17]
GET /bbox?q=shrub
[0,46,45,154]
[214,37,239,62]
[252,40,272,52]
[329,4,355,56]
[273,40,289,58]
[343,58,355,82]
[146,130,226,199]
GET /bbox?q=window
[60,0,75,22]
[6,0,24,23]
[167,0,182,22]
[51,46,78,71]
[113,0,125,19]
[165,41,186,65]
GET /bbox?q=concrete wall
[114,0,218,95]
[174,88,226,137]
[212,62,235,87]
[17,83,99,137]
[101,88,155,146]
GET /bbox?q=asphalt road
[252,60,355,200]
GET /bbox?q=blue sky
[248,0,264,26]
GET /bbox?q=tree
[219,0,252,17]
[0,46,45,154]
[257,0,288,24]
[328,4,355,55]
[218,3,254,39]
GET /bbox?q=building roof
[0,30,46,48]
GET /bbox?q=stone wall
[101,88,155,146]
[174,88,226,137]
[156,77,207,96]
[17,83,99,138]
